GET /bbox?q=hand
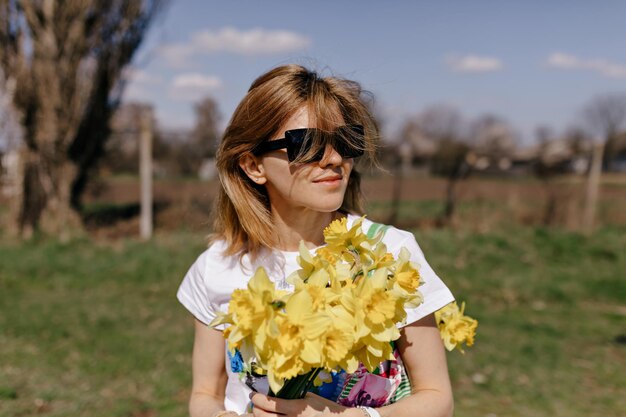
[250,392,352,417]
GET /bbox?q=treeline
[102,98,221,178]
[102,94,626,180]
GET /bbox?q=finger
[252,408,279,417]
[250,394,286,415]
[252,408,275,417]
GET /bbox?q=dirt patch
[2,174,624,239]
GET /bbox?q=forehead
[279,107,310,133]
[277,105,345,136]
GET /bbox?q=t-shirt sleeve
[177,252,219,326]
[391,231,455,327]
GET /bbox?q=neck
[269,207,343,251]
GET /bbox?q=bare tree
[397,119,437,165]
[534,125,563,225]
[423,106,470,226]
[0,0,165,238]
[161,96,223,178]
[191,96,221,159]
[533,125,593,226]
[392,105,469,226]
[583,93,626,170]
[103,102,155,174]
[417,104,462,140]
[563,126,592,159]
[470,114,517,163]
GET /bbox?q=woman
[177,64,455,417]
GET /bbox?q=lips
[313,175,342,182]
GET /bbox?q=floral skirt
[232,342,411,409]
[312,343,411,407]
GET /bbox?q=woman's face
[257,106,354,215]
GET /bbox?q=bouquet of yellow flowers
[210,216,476,400]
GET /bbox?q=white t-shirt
[177,214,454,414]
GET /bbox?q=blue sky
[125,1,626,144]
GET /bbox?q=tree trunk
[602,134,616,171]
[17,151,45,238]
[436,177,458,228]
[18,148,82,239]
[437,158,470,228]
[541,180,558,226]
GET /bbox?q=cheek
[271,174,297,192]
[263,162,307,193]
[343,160,354,179]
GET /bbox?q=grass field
[1,223,625,417]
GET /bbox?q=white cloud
[123,68,163,84]
[446,54,503,73]
[121,69,164,102]
[191,27,311,55]
[169,73,222,101]
[158,44,195,69]
[159,26,311,68]
[123,84,151,102]
[172,73,222,89]
[546,52,626,79]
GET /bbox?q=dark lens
[285,128,326,162]
[284,128,309,161]
[334,125,365,158]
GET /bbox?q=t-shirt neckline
[274,213,359,256]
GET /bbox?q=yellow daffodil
[391,248,424,309]
[352,330,397,371]
[209,267,287,364]
[355,268,397,328]
[321,307,358,372]
[291,241,351,288]
[435,301,478,353]
[322,216,350,245]
[323,216,369,255]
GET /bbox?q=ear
[239,153,267,185]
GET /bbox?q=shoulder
[185,240,249,286]
[193,240,231,270]
[348,213,419,254]
[178,240,248,325]
[347,213,454,325]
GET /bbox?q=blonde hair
[211,64,379,257]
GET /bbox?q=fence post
[139,108,153,240]
[582,142,604,235]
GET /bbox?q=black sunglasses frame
[252,125,365,163]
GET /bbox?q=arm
[189,318,240,417]
[377,313,454,417]
[250,314,453,417]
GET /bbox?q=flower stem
[268,368,322,399]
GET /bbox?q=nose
[318,144,343,167]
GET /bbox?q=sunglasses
[252,125,365,163]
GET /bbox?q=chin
[310,200,343,213]
[300,190,346,213]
